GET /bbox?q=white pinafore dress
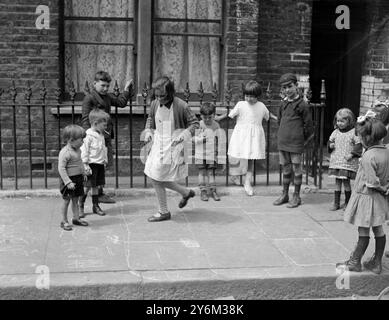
[144,104,187,181]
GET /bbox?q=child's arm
[269,112,277,121]
[58,150,74,188]
[362,156,387,193]
[215,113,228,122]
[80,136,92,175]
[301,102,314,142]
[327,132,336,153]
[172,104,199,146]
[81,95,94,130]
[110,79,134,108]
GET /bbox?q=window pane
[153,0,222,93]
[64,0,134,94]
[65,0,134,18]
[154,0,221,19]
[65,45,134,93]
[65,21,134,44]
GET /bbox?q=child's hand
[344,154,353,161]
[144,131,153,143]
[329,142,335,149]
[83,175,88,183]
[171,133,187,146]
[270,113,278,121]
[84,164,92,176]
[124,79,134,91]
[67,182,76,190]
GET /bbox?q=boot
[330,191,341,211]
[92,195,105,216]
[342,190,351,210]
[336,236,370,272]
[287,184,302,208]
[273,183,289,206]
[287,193,302,208]
[79,194,87,218]
[210,187,220,201]
[200,189,209,201]
[363,235,386,274]
[93,204,106,216]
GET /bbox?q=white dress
[144,104,187,181]
[228,101,269,159]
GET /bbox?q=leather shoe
[273,193,289,206]
[179,189,195,208]
[93,204,106,216]
[148,212,171,222]
[98,194,116,203]
[200,189,208,201]
[210,189,220,201]
[72,219,89,226]
[287,194,302,208]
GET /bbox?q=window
[152,0,225,94]
[61,0,225,99]
[62,0,136,99]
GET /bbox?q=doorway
[309,0,370,140]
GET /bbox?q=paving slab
[247,211,329,239]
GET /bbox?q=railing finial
[113,80,120,97]
[320,79,326,103]
[25,80,32,101]
[184,82,190,102]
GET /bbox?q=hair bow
[357,110,376,123]
[372,98,389,109]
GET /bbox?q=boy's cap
[279,73,297,85]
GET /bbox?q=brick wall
[257,0,312,89]
[0,0,314,179]
[360,0,389,113]
[0,0,60,99]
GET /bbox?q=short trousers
[87,163,105,188]
[60,174,84,200]
[196,160,218,170]
[279,151,302,165]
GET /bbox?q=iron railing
[0,80,326,190]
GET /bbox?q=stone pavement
[1,175,389,299]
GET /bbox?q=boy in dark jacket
[80,71,132,206]
[273,73,313,208]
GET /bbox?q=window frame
[150,0,227,101]
[58,0,227,102]
[58,0,138,101]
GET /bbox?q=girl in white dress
[143,77,199,222]
[221,81,276,195]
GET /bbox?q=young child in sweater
[58,125,89,231]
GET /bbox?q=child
[194,102,222,201]
[273,73,313,208]
[222,80,275,196]
[327,108,362,211]
[143,76,199,222]
[80,109,109,217]
[371,98,389,145]
[58,124,89,231]
[81,71,133,204]
[336,115,389,274]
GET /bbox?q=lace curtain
[153,0,222,92]
[64,0,135,93]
